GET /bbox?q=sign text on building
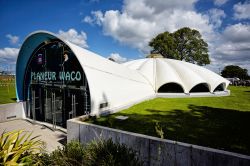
[31,71,81,81]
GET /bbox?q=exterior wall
[0,102,26,122]
[67,118,250,166]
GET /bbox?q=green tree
[149,32,177,59]
[149,27,210,66]
[221,65,249,80]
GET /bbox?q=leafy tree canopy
[149,27,210,66]
[221,65,249,80]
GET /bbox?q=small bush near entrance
[35,139,142,166]
[83,139,141,166]
[0,130,44,165]
[36,141,85,165]
[0,130,141,166]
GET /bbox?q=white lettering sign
[31,71,81,81]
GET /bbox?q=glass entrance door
[44,86,63,128]
[31,84,43,121]
[44,87,52,123]
[65,88,88,120]
[52,90,63,128]
[30,84,90,128]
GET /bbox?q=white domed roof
[123,58,230,93]
[16,30,230,116]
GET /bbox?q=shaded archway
[158,83,184,93]
[213,83,225,92]
[190,83,210,93]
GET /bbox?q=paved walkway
[0,119,66,152]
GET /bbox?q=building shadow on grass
[96,105,250,155]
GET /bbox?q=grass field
[88,86,250,155]
[0,75,16,104]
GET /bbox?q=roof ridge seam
[181,62,211,92]
[163,59,187,92]
[136,59,155,91]
[137,59,149,71]
[138,71,155,91]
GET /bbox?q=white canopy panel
[123,58,230,93]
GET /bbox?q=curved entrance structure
[17,33,91,127]
[16,31,230,128]
[16,31,155,128]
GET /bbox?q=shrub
[32,153,51,166]
[65,140,85,163]
[0,130,44,165]
[83,139,142,166]
[37,139,142,166]
[38,140,85,166]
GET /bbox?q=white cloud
[211,23,250,73]
[83,11,103,25]
[233,1,250,20]
[0,47,19,60]
[0,47,19,71]
[83,16,94,24]
[215,42,250,57]
[57,28,88,48]
[85,0,214,53]
[213,0,228,6]
[208,8,226,28]
[143,0,198,11]
[107,53,127,63]
[91,11,104,25]
[223,23,250,42]
[6,34,19,45]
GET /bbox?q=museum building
[16,31,230,128]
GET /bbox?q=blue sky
[0,0,249,74]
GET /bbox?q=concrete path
[0,119,66,152]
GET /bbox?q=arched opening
[157,83,184,93]
[23,39,91,128]
[189,83,209,93]
[213,83,225,92]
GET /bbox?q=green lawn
[87,86,250,155]
[0,85,16,104]
[0,75,16,104]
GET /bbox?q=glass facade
[23,40,90,128]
